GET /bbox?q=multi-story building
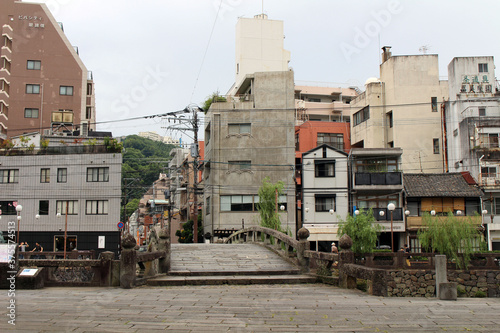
[350,47,448,174]
[204,71,296,239]
[295,85,358,124]
[445,56,500,250]
[0,0,96,140]
[302,144,349,251]
[228,14,290,96]
[0,136,122,256]
[349,148,405,249]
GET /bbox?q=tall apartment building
[204,71,296,238]
[445,56,500,250]
[0,0,96,140]
[228,14,290,96]
[350,47,448,173]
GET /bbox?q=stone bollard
[338,234,356,289]
[99,251,115,287]
[296,228,310,273]
[435,255,447,297]
[157,227,170,274]
[439,282,458,300]
[120,233,137,289]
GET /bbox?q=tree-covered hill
[121,135,176,217]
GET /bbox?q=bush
[475,290,486,298]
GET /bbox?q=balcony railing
[478,174,500,187]
[354,172,402,186]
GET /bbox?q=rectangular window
[27,60,41,70]
[1,57,11,72]
[24,108,39,118]
[40,168,50,183]
[315,160,335,177]
[26,84,40,94]
[0,79,10,95]
[317,133,343,151]
[479,107,486,116]
[0,101,8,116]
[86,107,92,119]
[433,138,439,154]
[228,123,251,135]
[86,83,93,95]
[57,168,67,183]
[0,201,17,215]
[229,161,251,171]
[315,195,335,212]
[86,200,109,215]
[387,111,393,128]
[59,86,74,96]
[431,97,437,112]
[39,200,49,215]
[295,133,299,151]
[479,63,488,73]
[0,169,19,183]
[220,195,255,212]
[353,106,370,126]
[86,167,109,182]
[3,36,12,50]
[56,200,78,215]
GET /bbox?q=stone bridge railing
[224,226,311,272]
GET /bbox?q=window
[206,197,210,215]
[27,60,41,70]
[433,138,440,154]
[1,79,10,95]
[86,107,92,119]
[315,160,335,177]
[0,201,17,215]
[26,84,40,94]
[479,63,488,73]
[87,167,109,182]
[308,98,321,102]
[0,169,19,183]
[355,158,398,172]
[228,123,251,135]
[479,133,499,148]
[56,200,78,215]
[40,168,50,183]
[86,83,93,95]
[479,107,486,116]
[220,195,254,212]
[57,168,67,183]
[317,133,343,151]
[0,101,7,115]
[24,108,39,118]
[431,97,437,112]
[453,129,458,137]
[86,200,108,215]
[1,57,11,72]
[386,111,393,128]
[59,86,74,96]
[353,106,370,126]
[3,35,12,50]
[229,161,251,171]
[295,133,299,151]
[39,200,49,215]
[315,195,335,212]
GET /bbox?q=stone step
[167,269,302,277]
[147,274,317,287]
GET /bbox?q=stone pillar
[338,234,356,289]
[120,233,137,289]
[99,251,115,287]
[157,227,170,274]
[296,228,310,273]
[435,254,447,297]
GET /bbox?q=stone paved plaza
[2,284,500,332]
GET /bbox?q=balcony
[478,174,500,187]
[407,215,482,230]
[354,172,402,190]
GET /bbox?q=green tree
[202,91,227,112]
[417,212,484,269]
[175,216,203,243]
[257,177,285,232]
[337,209,381,254]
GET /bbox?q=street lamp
[430,210,436,216]
[387,203,395,252]
[16,204,23,243]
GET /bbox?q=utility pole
[162,104,203,243]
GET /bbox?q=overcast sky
[30,0,500,142]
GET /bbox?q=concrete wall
[204,71,296,237]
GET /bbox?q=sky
[29,0,500,143]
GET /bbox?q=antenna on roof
[419,45,430,54]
